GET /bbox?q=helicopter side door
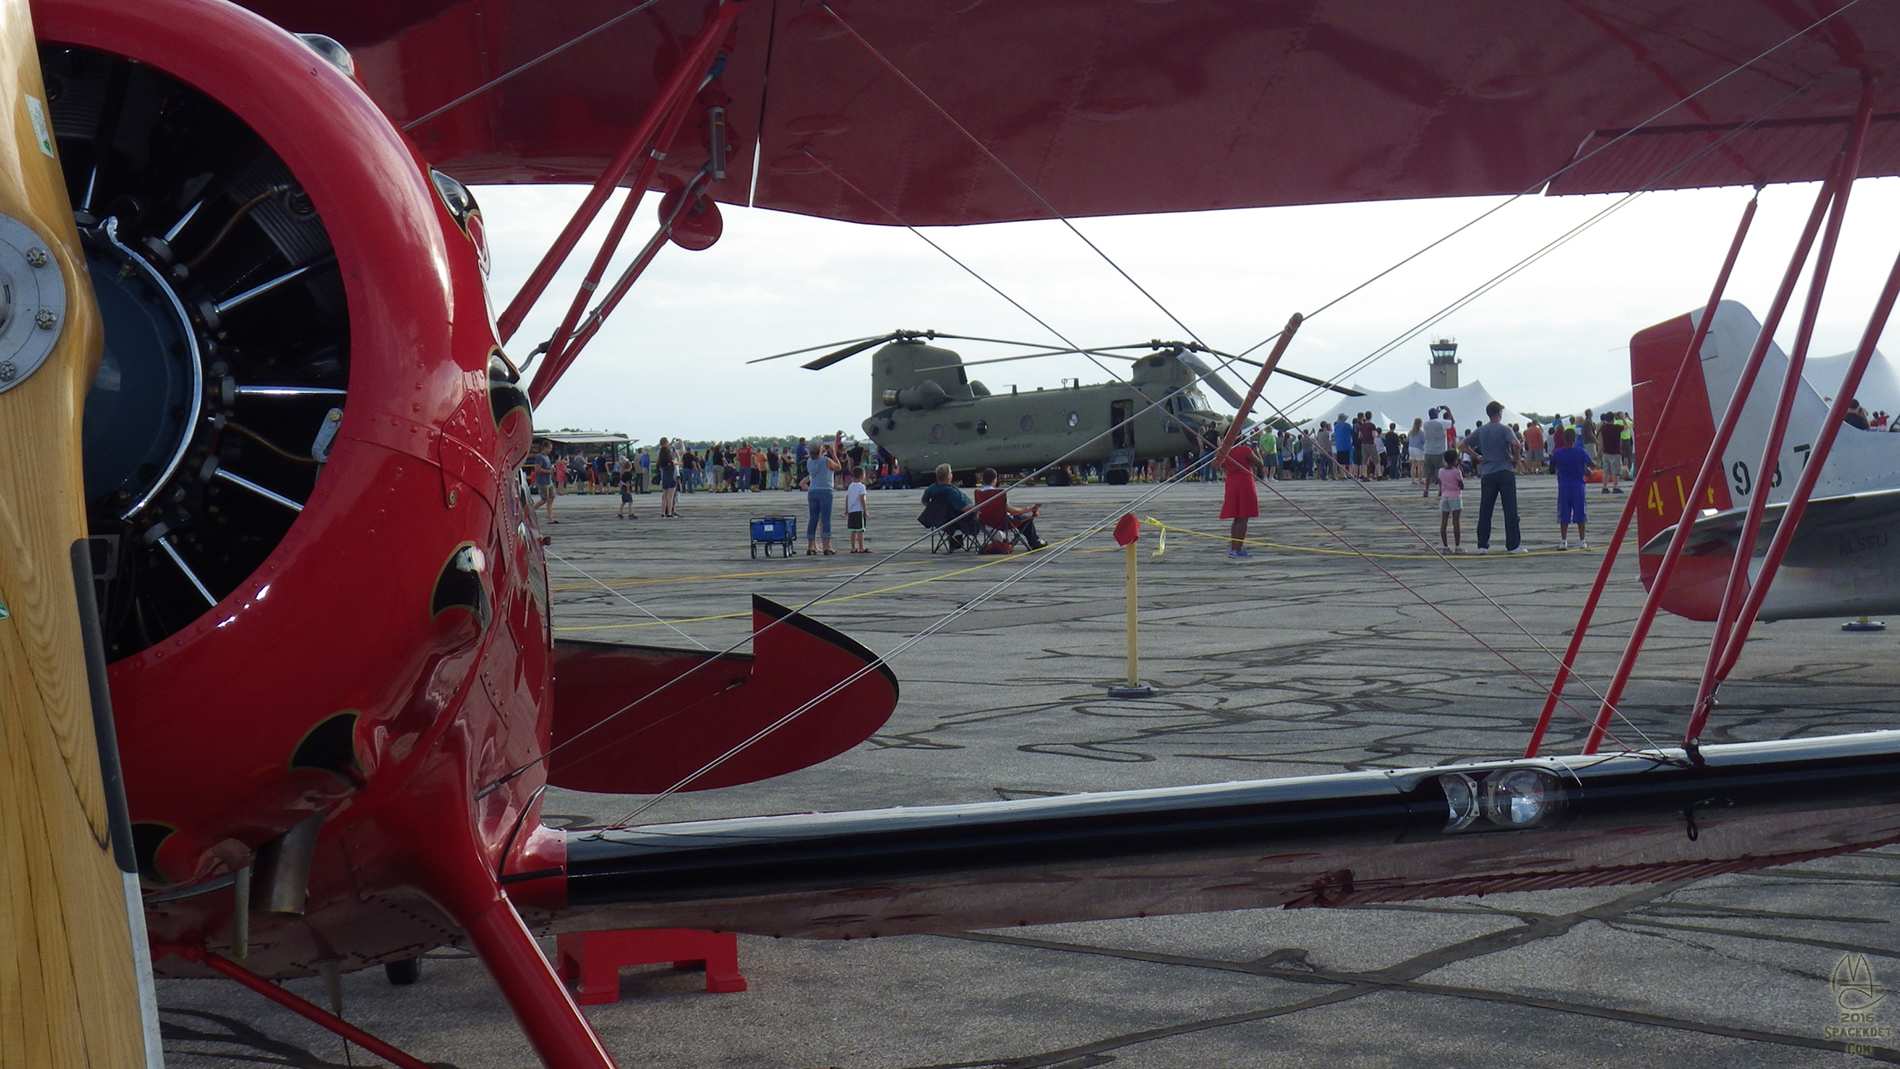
[1111,399,1134,450]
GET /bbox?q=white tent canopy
[1805,349,1900,413]
[1298,379,1528,433]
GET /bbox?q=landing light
[1437,767,1567,832]
[1440,773,1480,831]
[1484,768,1560,827]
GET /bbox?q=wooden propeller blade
[0,2,151,1065]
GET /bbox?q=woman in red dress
[1220,440,1261,560]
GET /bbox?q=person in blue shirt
[1462,401,1524,554]
[1550,428,1597,550]
[1331,414,1354,475]
[920,464,979,549]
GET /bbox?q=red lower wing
[547,596,898,794]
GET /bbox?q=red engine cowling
[35,0,550,908]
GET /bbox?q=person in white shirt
[845,467,870,553]
[1420,408,1451,499]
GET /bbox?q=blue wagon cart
[749,516,796,558]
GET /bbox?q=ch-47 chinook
[759,329,1360,484]
[11,1,1900,1068]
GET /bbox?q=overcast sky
[479,176,1900,444]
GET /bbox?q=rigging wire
[545,548,710,650]
[1250,75,1818,479]
[1215,416,1663,752]
[816,0,1862,367]
[1232,0,1866,357]
[817,2,1209,347]
[480,372,1235,794]
[1220,86,1815,740]
[603,440,1661,829]
[1250,434,1669,756]
[1237,417,1660,750]
[400,0,670,131]
[491,5,1852,793]
[769,67,1820,755]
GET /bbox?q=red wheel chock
[554,929,746,1004]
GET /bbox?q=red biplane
[10,1,1900,1067]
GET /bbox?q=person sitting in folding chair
[919,464,980,552]
[975,468,1046,550]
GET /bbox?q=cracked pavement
[154,479,1900,1067]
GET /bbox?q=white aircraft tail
[1630,300,1896,549]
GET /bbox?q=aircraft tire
[384,959,422,985]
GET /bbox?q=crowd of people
[525,434,899,553]
[532,387,1900,560]
[1246,406,1637,486]
[538,437,895,500]
[1207,403,1648,558]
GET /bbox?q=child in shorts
[1437,449,1463,553]
[617,462,636,519]
[1550,429,1596,549]
[846,467,869,553]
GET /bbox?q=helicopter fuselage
[859,343,1219,478]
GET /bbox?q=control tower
[1429,338,1460,389]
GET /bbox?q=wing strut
[1522,189,1761,757]
[1691,114,1900,736]
[1683,77,1880,742]
[527,167,714,406]
[167,948,437,1069]
[1583,81,1874,755]
[498,0,744,346]
[1212,314,1303,463]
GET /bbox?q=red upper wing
[239,1,1900,224]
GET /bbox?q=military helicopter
[757,329,1360,484]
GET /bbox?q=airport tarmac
[156,477,1900,1067]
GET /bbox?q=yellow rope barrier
[1138,518,1572,559]
[552,538,1107,632]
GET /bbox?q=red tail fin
[1630,311,1734,551]
[1629,310,1736,620]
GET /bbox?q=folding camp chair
[918,496,978,553]
[974,488,1029,550]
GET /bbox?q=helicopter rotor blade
[921,333,1077,350]
[916,350,1142,372]
[1165,343,1362,397]
[798,331,1104,370]
[803,336,900,370]
[746,335,885,365]
[766,331,1169,371]
[1272,367,1362,396]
